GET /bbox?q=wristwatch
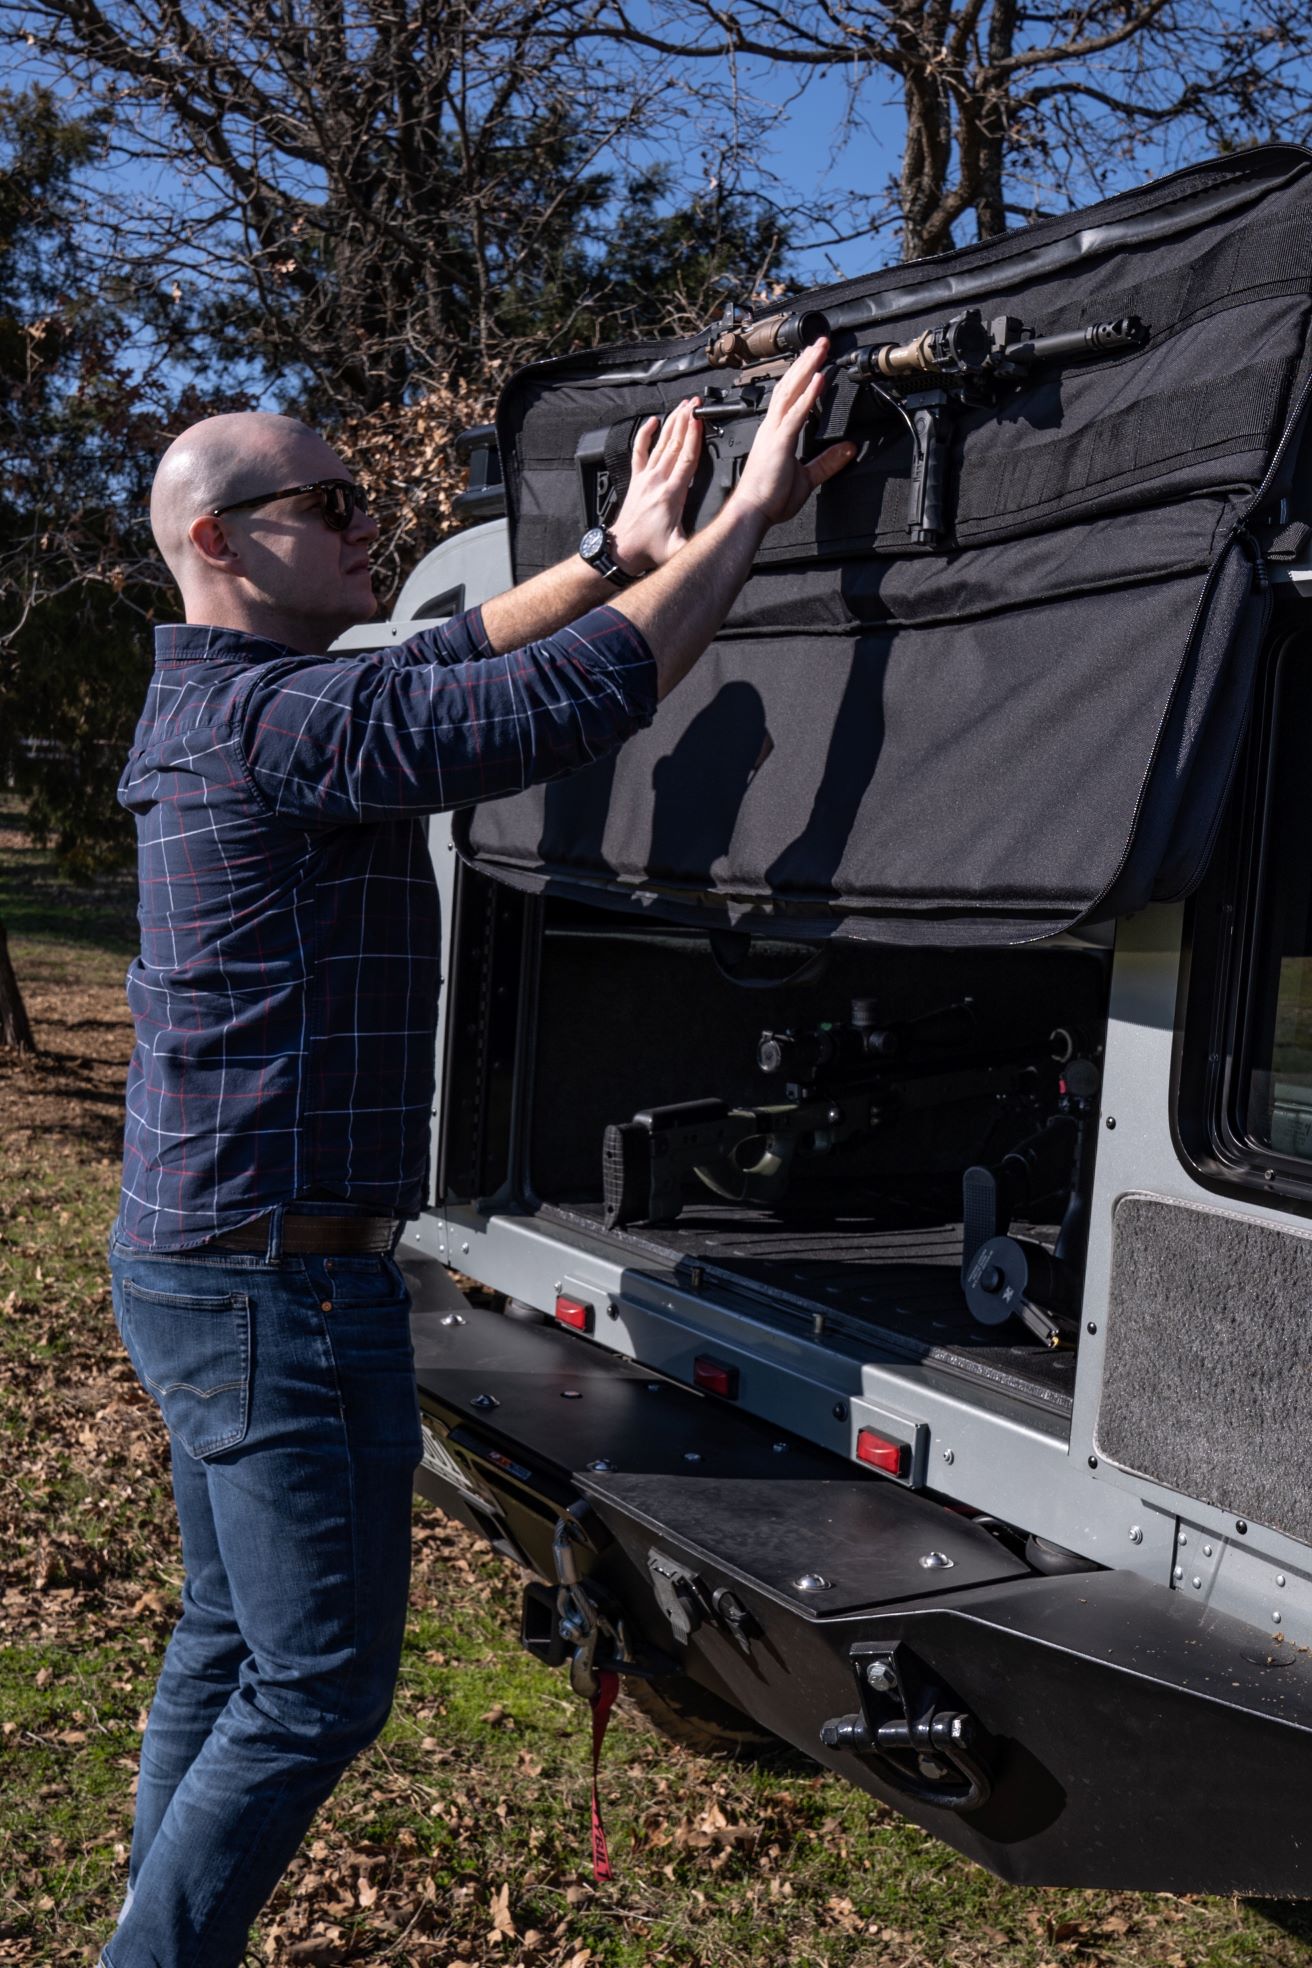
[578,525,642,588]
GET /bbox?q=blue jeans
[103,1227,421,1968]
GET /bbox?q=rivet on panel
[1129,1526,1143,1544]
[1278,1574,1287,1588]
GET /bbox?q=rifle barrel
[1005,315,1147,366]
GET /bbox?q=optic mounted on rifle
[705,302,832,370]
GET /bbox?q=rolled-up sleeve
[388,605,493,669]
[237,604,658,824]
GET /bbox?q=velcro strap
[1259,519,1312,561]
[599,418,644,521]
[813,369,862,445]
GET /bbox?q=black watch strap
[578,525,641,588]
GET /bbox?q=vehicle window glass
[1241,651,1312,1163]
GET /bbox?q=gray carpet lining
[1099,1192,1312,1543]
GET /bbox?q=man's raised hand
[734,339,856,528]
[609,398,703,574]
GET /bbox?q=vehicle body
[349,156,1312,1893]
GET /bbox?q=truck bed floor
[538,1198,1076,1416]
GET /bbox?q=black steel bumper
[410,1291,1312,1894]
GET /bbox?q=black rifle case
[458,145,1312,947]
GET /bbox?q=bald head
[150,411,335,583]
[147,410,379,648]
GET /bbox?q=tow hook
[548,1501,674,1699]
[820,1642,992,1813]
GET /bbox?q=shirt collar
[153,623,301,666]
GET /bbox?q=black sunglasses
[210,478,369,532]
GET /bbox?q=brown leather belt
[210,1215,399,1255]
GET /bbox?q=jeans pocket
[319,1255,410,1306]
[120,1279,251,1459]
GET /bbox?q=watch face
[580,526,607,562]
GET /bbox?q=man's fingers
[631,414,659,472]
[648,398,695,472]
[677,399,703,474]
[766,350,832,449]
[767,337,830,422]
[804,441,857,489]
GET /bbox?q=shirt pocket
[120,1280,251,1459]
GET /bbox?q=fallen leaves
[487,1879,516,1943]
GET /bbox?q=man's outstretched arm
[241,342,853,824]
[477,399,703,655]
[610,340,855,699]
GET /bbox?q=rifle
[838,307,1148,544]
[601,998,1067,1230]
[574,303,1148,547]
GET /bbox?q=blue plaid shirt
[115,603,657,1249]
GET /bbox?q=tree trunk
[0,917,37,1054]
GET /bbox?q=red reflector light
[856,1428,909,1477]
[693,1355,739,1399]
[554,1295,592,1332]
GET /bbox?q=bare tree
[0,921,37,1054]
[3,0,794,600]
[578,1,1312,260]
[2,0,778,410]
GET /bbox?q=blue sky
[7,29,1209,324]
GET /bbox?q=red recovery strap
[589,1669,620,1882]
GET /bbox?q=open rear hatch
[461,146,1312,946]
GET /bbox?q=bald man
[103,348,853,1967]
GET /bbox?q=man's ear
[187,514,243,573]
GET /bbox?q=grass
[2,803,1312,1967]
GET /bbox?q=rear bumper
[409,1289,1312,1894]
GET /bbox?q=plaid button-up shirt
[115,603,657,1249]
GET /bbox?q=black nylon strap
[708,928,830,991]
[814,369,862,445]
[1261,519,1312,560]
[599,417,642,522]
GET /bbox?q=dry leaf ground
[2,799,1311,1968]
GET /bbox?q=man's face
[214,437,380,639]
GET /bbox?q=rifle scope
[706,307,831,368]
